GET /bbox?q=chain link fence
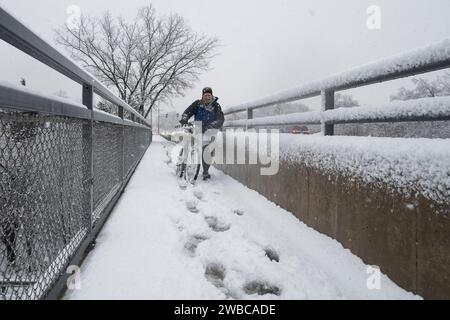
[0,108,151,300]
[0,7,152,299]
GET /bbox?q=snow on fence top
[322,96,450,123]
[225,111,321,127]
[223,130,450,206]
[224,96,450,127]
[0,79,89,112]
[0,80,124,124]
[279,134,450,206]
[0,6,149,126]
[224,38,450,115]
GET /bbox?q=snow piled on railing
[225,111,321,127]
[323,96,450,122]
[0,80,87,110]
[224,38,450,114]
[279,134,450,206]
[0,6,148,125]
[224,96,450,127]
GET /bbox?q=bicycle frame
[174,123,202,184]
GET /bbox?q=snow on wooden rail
[224,38,450,115]
[224,96,450,127]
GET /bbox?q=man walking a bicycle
[179,87,224,180]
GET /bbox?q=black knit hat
[202,87,213,95]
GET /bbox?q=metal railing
[0,7,152,299]
[223,39,450,135]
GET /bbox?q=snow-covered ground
[64,136,421,300]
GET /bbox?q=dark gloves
[179,118,188,125]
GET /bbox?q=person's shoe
[202,173,211,181]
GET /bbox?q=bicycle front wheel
[185,163,200,184]
[185,148,201,184]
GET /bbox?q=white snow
[0,80,88,110]
[225,111,321,127]
[64,136,420,300]
[0,80,150,127]
[322,96,450,123]
[277,134,450,206]
[224,38,450,114]
[0,5,148,125]
[0,80,141,125]
[93,108,122,121]
[224,96,450,127]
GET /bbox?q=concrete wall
[215,157,450,299]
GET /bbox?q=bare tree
[335,93,359,108]
[390,73,450,101]
[55,5,219,118]
[96,99,116,114]
[369,73,450,138]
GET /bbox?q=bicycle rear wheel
[185,163,200,184]
[185,147,201,184]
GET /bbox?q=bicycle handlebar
[176,122,195,129]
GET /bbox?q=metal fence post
[82,83,94,231]
[247,108,253,120]
[247,108,253,130]
[321,90,335,136]
[118,106,125,181]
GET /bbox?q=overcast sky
[1,0,450,115]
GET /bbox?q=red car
[290,125,310,134]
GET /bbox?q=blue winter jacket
[181,97,225,131]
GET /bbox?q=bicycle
[174,123,202,184]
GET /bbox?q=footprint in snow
[263,247,280,263]
[178,180,188,190]
[204,216,231,232]
[233,209,244,216]
[186,200,199,213]
[204,263,233,298]
[193,190,204,201]
[243,280,281,297]
[184,235,209,256]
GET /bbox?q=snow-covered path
[64,136,420,300]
